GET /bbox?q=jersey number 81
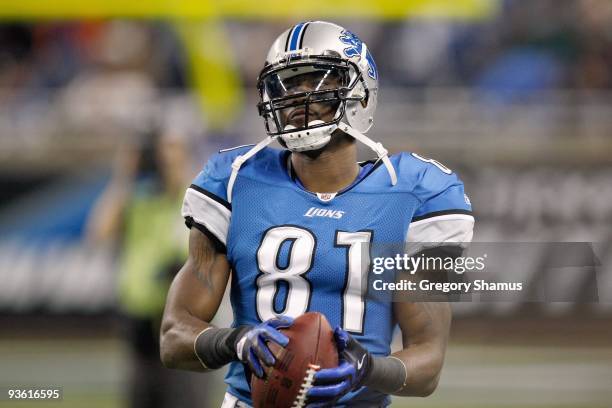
[256,225,371,333]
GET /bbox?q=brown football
[251,312,338,408]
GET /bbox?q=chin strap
[227,124,397,203]
[227,135,276,203]
[339,123,397,186]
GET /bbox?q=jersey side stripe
[182,187,231,246]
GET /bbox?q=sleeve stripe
[411,209,472,223]
[185,217,227,254]
[406,216,474,253]
[410,213,474,228]
[182,188,231,246]
[189,184,231,210]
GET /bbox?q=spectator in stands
[86,128,208,408]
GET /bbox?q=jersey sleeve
[181,152,233,252]
[405,154,474,252]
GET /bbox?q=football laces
[291,363,320,408]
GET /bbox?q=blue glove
[306,327,373,407]
[236,316,294,379]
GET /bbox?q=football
[251,312,338,408]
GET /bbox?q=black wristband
[363,356,407,394]
[194,325,251,370]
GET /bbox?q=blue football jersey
[182,146,473,407]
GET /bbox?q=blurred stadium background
[1,0,611,407]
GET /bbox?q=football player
[160,21,474,407]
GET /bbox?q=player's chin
[284,108,333,129]
[285,113,319,128]
[286,117,306,128]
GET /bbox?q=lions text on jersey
[182,146,473,406]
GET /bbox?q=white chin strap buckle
[281,120,337,152]
[372,142,388,158]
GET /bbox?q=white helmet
[226,21,396,202]
[257,21,379,151]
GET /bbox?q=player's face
[263,67,346,129]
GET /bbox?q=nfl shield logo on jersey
[317,192,337,202]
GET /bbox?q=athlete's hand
[306,327,373,407]
[235,316,294,379]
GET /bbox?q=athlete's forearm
[363,355,407,394]
[193,326,250,369]
[160,228,232,370]
[160,307,211,371]
[363,349,443,397]
[388,343,444,397]
[390,302,451,397]
[160,309,248,371]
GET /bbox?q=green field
[1,335,610,408]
